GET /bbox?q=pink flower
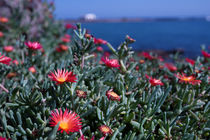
[101,57,120,68]
[0,53,12,65]
[64,34,71,39]
[48,69,77,85]
[85,33,93,39]
[28,66,36,73]
[25,41,42,50]
[185,58,195,65]
[201,50,210,58]
[56,45,69,52]
[65,23,76,29]
[135,66,139,71]
[141,52,154,60]
[175,73,201,85]
[12,60,19,65]
[49,108,82,134]
[104,52,110,57]
[99,125,113,136]
[164,63,177,71]
[0,136,7,140]
[146,74,164,86]
[3,46,14,52]
[157,56,164,62]
[99,137,105,140]
[0,17,8,23]
[61,34,71,43]
[126,35,135,43]
[97,46,103,52]
[0,31,3,37]
[94,38,107,45]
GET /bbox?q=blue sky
[54,0,210,19]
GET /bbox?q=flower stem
[0,84,9,93]
[65,83,75,110]
[120,59,127,73]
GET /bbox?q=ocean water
[82,20,210,58]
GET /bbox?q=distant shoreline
[63,17,208,23]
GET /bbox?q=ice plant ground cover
[0,1,210,140]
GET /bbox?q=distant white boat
[84,13,96,21]
[206,16,210,21]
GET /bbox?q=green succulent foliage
[0,1,210,140]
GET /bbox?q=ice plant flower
[48,69,77,85]
[175,73,201,85]
[12,60,19,65]
[101,57,120,68]
[99,125,113,136]
[97,46,103,52]
[0,53,12,65]
[61,34,71,43]
[76,90,87,98]
[85,33,93,39]
[25,41,42,50]
[7,72,17,79]
[126,35,136,43]
[49,108,82,134]
[104,52,110,57]
[0,17,9,23]
[141,52,154,60]
[99,137,105,140]
[145,74,164,86]
[165,63,177,71]
[157,56,164,62]
[139,59,145,64]
[0,136,6,140]
[65,23,76,29]
[106,90,121,101]
[185,58,195,65]
[28,66,36,73]
[3,46,14,52]
[135,65,139,71]
[201,50,210,58]
[94,38,107,45]
[56,45,69,52]
[61,37,70,43]
[0,31,3,37]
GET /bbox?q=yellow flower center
[57,77,66,82]
[102,127,110,133]
[59,121,69,130]
[182,76,193,81]
[109,92,119,98]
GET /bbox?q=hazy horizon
[54,0,210,19]
[61,15,208,20]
